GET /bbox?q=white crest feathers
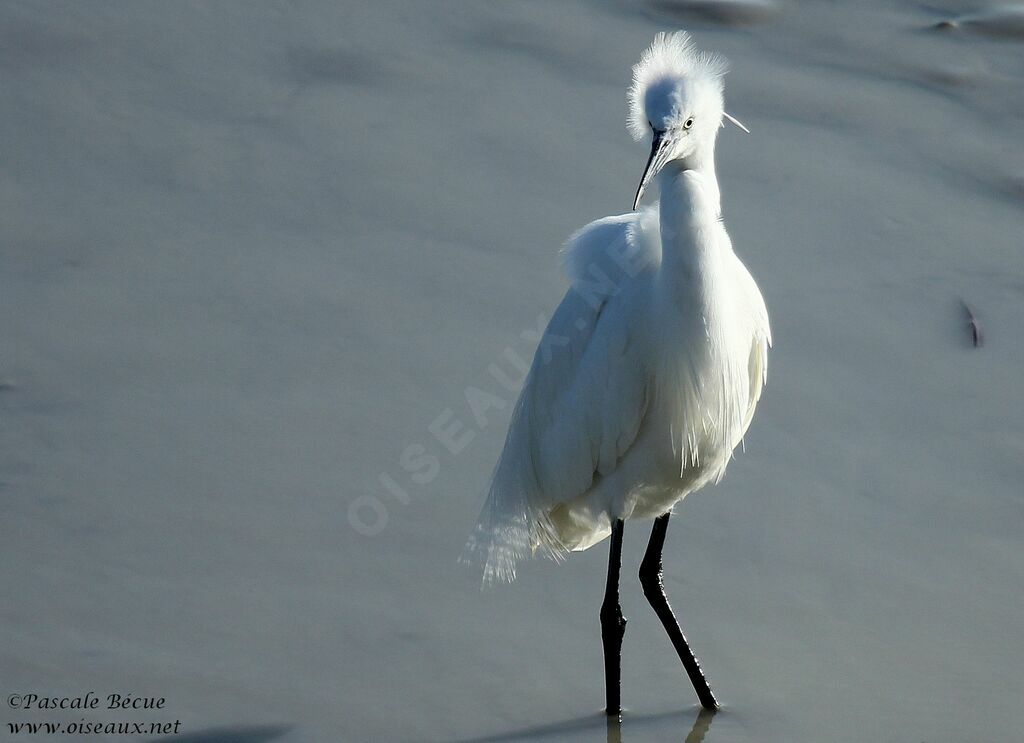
[627,31,729,141]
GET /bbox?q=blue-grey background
[2,1,1022,741]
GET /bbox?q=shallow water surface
[2,1,1022,741]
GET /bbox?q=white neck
[662,144,720,211]
[655,144,725,295]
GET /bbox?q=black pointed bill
[633,129,676,211]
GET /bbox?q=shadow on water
[148,725,291,743]
[456,708,715,743]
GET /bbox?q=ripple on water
[640,0,781,27]
[933,6,1024,39]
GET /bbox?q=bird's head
[628,31,747,210]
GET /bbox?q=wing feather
[729,252,771,440]
[464,209,661,582]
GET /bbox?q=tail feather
[461,497,567,586]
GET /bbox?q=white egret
[465,31,770,714]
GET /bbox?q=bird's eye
[683,117,694,129]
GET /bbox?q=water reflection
[456,706,715,742]
[606,708,714,743]
[684,709,715,743]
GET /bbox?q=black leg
[601,519,627,716]
[639,513,719,710]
